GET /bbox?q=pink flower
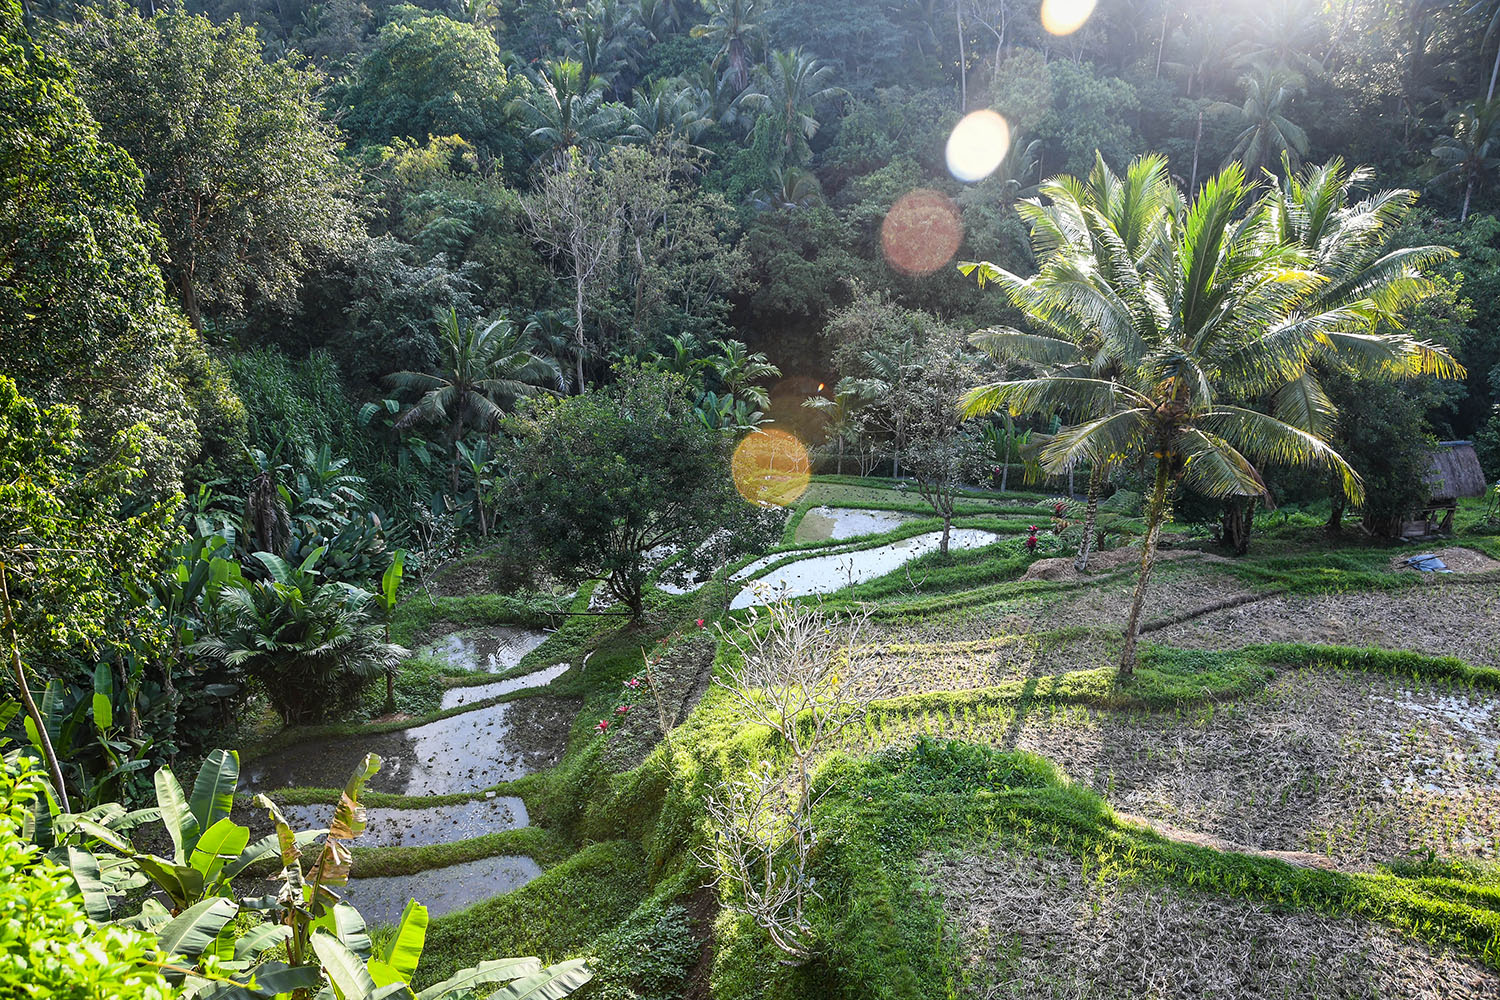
[595,719,610,733]
[624,677,642,689]
[617,704,632,715]
[696,619,705,628]
[1028,525,1037,532]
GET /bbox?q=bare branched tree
[701,596,892,961]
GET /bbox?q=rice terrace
[5,0,1500,998]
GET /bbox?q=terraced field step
[343,855,543,926]
[276,797,529,847]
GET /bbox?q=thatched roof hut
[1424,441,1488,501]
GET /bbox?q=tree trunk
[2,566,70,812]
[1220,497,1256,555]
[181,263,202,331]
[1326,491,1345,534]
[1189,110,1203,193]
[1074,464,1103,572]
[1462,173,1475,223]
[574,273,587,393]
[956,0,967,111]
[1489,40,1499,102]
[940,517,952,554]
[1118,462,1171,680]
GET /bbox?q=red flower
[1028,525,1037,532]
[1053,502,1066,516]
[696,619,705,628]
[595,719,610,733]
[624,677,642,689]
[617,704,632,715]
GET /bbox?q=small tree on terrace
[497,367,742,620]
[895,346,980,554]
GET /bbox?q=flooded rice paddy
[731,529,999,608]
[342,855,544,926]
[274,796,528,847]
[440,663,570,710]
[422,626,551,673]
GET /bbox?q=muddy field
[853,666,1500,867]
[929,845,1500,999]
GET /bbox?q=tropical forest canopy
[4,0,1500,996]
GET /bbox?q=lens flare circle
[881,189,963,277]
[1040,0,1096,36]
[732,428,811,508]
[945,109,1011,183]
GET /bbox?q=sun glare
[945,110,1011,183]
[732,428,811,507]
[1040,0,1096,36]
[881,189,964,276]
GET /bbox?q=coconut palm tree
[1214,69,1309,177]
[709,338,781,410]
[1430,99,1500,222]
[509,59,629,164]
[691,0,765,92]
[623,78,713,157]
[803,377,881,474]
[387,309,560,489]
[748,165,823,211]
[741,48,844,167]
[961,162,1432,679]
[967,153,1181,571]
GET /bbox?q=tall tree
[743,48,843,167]
[52,1,358,329]
[385,309,559,488]
[1430,99,1500,222]
[692,0,765,92]
[2,0,240,494]
[962,162,1459,678]
[510,59,630,164]
[1214,68,1310,177]
[521,151,626,391]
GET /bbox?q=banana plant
[377,550,405,713]
[310,906,592,1000]
[67,749,320,915]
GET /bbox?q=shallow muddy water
[244,696,578,795]
[422,627,551,673]
[342,855,543,926]
[439,663,569,710]
[731,529,999,608]
[794,506,913,543]
[272,797,529,847]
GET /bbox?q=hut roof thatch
[1424,441,1488,501]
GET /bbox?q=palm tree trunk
[956,0,967,111]
[1462,172,1475,223]
[1489,41,1499,102]
[1118,461,1171,680]
[1074,464,1103,572]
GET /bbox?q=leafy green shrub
[194,553,408,723]
[589,903,702,1000]
[0,756,170,1000]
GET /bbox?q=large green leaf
[414,959,543,1000]
[135,854,207,909]
[378,900,427,982]
[196,961,323,1000]
[312,931,378,1000]
[190,817,251,877]
[231,923,290,962]
[64,846,112,921]
[487,961,593,1000]
[190,749,240,832]
[157,897,240,965]
[156,765,200,863]
[91,663,113,731]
